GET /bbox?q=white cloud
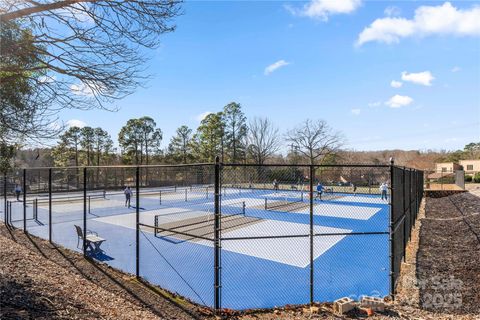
[264,60,290,75]
[390,80,403,88]
[356,2,480,46]
[48,121,62,131]
[38,75,56,83]
[385,95,413,108]
[368,101,382,108]
[70,82,95,96]
[384,6,401,17]
[66,119,87,128]
[401,71,435,86]
[59,3,94,24]
[351,108,361,115]
[286,0,362,20]
[195,111,213,122]
[445,137,458,143]
[451,66,461,72]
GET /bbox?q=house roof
[427,172,454,179]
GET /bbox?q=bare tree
[246,117,281,165]
[286,119,343,165]
[0,1,181,141]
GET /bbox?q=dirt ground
[1,190,480,319]
[0,226,205,320]
[415,192,480,315]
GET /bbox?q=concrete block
[302,306,320,314]
[310,306,320,313]
[360,296,385,312]
[333,297,355,315]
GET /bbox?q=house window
[442,167,447,172]
[467,165,473,171]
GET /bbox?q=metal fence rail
[1,161,423,314]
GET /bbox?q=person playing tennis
[380,182,388,201]
[124,186,133,208]
[14,184,22,201]
[316,182,324,201]
[273,179,279,192]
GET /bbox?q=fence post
[415,171,419,220]
[23,169,27,232]
[309,165,314,306]
[136,166,140,279]
[389,159,395,300]
[402,167,406,262]
[48,168,52,243]
[83,167,87,257]
[214,156,221,315]
[3,172,6,226]
[411,169,415,231]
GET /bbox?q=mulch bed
[416,192,480,315]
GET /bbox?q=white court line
[335,195,386,204]
[92,207,209,229]
[94,208,351,268]
[207,198,264,208]
[198,221,351,268]
[214,196,382,220]
[38,199,126,212]
[263,192,304,198]
[299,203,381,220]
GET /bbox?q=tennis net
[153,201,246,240]
[264,193,304,211]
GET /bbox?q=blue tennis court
[3,186,390,310]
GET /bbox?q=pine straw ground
[1,190,479,319]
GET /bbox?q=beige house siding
[459,160,480,175]
[434,162,462,173]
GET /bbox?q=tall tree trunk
[145,136,149,187]
[135,143,139,165]
[74,141,79,189]
[232,128,236,163]
[183,139,187,164]
[96,145,100,188]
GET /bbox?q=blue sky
[61,1,480,152]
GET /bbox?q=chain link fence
[1,161,423,314]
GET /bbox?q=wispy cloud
[285,0,362,21]
[390,80,403,88]
[351,108,361,115]
[38,75,56,83]
[70,82,95,96]
[356,2,480,46]
[264,60,290,75]
[401,71,435,86]
[195,111,213,122]
[384,6,401,17]
[368,101,382,108]
[385,95,413,108]
[451,66,461,72]
[66,119,87,128]
[445,137,458,143]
